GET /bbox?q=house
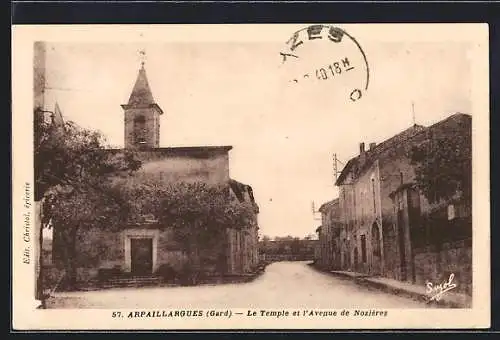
[48,62,260,284]
[313,230,322,264]
[336,124,427,275]
[388,114,472,294]
[315,199,341,270]
[335,113,472,295]
[228,179,260,274]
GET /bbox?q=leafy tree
[261,235,271,242]
[34,108,141,290]
[35,112,141,201]
[410,117,472,205]
[47,184,130,289]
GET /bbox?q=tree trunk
[62,228,78,291]
[36,200,45,307]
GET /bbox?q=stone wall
[77,228,124,269]
[137,151,230,186]
[53,226,189,281]
[157,228,188,271]
[226,228,239,274]
[377,147,420,280]
[381,221,400,280]
[124,107,161,149]
[414,239,472,295]
[53,227,124,270]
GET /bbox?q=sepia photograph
[12,23,489,329]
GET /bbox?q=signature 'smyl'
[426,273,457,301]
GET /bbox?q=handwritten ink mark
[426,273,457,302]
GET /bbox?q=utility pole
[332,153,344,184]
[333,153,338,182]
[311,201,321,221]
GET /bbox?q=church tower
[122,62,163,149]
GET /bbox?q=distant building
[316,199,341,270]
[259,237,317,262]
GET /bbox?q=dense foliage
[410,121,472,205]
[35,108,256,288]
[117,175,257,282]
[35,109,142,289]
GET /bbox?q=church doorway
[130,238,153,276]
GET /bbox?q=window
[372,178,376,213]
[134,115,147,144]
[398,196,404,211]
[353,188,357,223]
[361,235,367,263]
[360,190,364,219]
[372,223,381,256]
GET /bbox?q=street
[47,261,431,309]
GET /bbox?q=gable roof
[335,113,472,187]
[229,179,259,214]
[318,198,339,213]
[335,124,426,186]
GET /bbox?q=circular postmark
[279,25,369,103]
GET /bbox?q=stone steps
[106,276,161,286]
[77,276,163,290]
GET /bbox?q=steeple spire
[122,53,164,149]
[53,102,65,128]
[126,64,156,107]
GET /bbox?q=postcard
[12,23,490,330]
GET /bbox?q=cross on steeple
[122,51,164,149]
[411,101,416,126]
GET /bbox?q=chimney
[359,142,365,154]
[369,142,377,150]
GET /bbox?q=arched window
[372,178,376,213]
[360,235,367,263]
[372,223,381,256]
[134,115,146,144]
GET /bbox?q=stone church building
[51,63,260,283]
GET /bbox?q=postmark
[279,25,369,102]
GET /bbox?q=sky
[40,26,475,238]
